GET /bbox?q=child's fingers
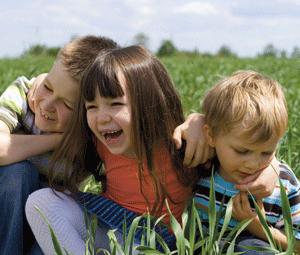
[232,193,242,214]
[256,199,265,214]
[183,140,197,166]
[172,127,183,150]
[240,192,255,216]
[186,140,209,167]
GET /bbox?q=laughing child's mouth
[101,130,123,140]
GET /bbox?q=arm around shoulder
[0,121,62,165]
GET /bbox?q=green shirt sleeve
[0,76,35,132]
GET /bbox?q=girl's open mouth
[101,130,123,141]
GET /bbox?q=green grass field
[1,54,299,177]
[2,54,300,254]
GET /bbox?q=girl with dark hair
[25,46,280,254]
[25,45,201,254]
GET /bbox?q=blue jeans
[0,161,43,255]
[235,233,274,254]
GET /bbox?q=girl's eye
[85,104,95,110]
[111,102,124,106]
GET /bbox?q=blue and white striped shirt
[194,162,300,239]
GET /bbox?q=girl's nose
[96,111,111,124]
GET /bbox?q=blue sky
[1,0,300,57]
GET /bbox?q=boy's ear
[203,124,215,147]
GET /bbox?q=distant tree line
[22,44,60,57]
[22,33,300,59]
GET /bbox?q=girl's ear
[203,124,216,147]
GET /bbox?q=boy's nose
[244,159,263,173]
[43,98,56,113]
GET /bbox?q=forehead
[46,60,80,102]
[224,126,280,150]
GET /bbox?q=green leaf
[34,206,66,255]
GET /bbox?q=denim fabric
[235,232,274,254]
[0,161,40,255]
[28,241,44,255]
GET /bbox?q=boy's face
[204,125,279,183]
[33,60,80,133]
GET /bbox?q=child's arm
[235,157,279,199]
[173,113,214,167]
[0,120,62,165]
[232,192,298,252]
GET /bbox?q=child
[25,45,200,254]
[26,49,281,254]
[0,35,217,254]
[0,35,119,254]
[194,70,300,253]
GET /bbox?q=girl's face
[33,60,79,133]
[205,125,279,183]
[85,75,133,157]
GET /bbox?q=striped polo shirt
[194,162,300,239]
[0,76,52,175]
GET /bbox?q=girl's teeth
[103,130,123,139]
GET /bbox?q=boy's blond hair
[57,35,118,81]
[203,70,288,143]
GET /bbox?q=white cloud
[174,2,219,15]
[0,0,299,57]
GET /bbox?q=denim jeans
[235,232,275,254]
[0,161,42,255]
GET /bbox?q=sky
[1,0,300,58]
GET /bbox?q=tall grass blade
[35,206,67,255]
[279,179,296,254]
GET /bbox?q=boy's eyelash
[44,84,52,91]
[262,151,274,156]
[234,149,248,154]
[64,102,73,110]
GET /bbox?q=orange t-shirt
[96,142,192,223]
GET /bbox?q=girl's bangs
[83,59,124,101]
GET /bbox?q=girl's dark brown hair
[50,45,198,215]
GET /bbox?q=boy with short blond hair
[194,70,300,253]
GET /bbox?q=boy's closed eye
[261,151,275,156]
[44,83,53,92]
[233,147,275,156]
[233,148,249,154]
[63,102,74,111]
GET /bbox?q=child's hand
[233,192,269,240]
[27,73,47,112]
[232,191,258,221]
[173,113,214,167]
[235,157,279,199]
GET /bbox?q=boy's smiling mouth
[40,109,54,121]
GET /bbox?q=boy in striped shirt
[0,35,118,254]
[194,70,300,253]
